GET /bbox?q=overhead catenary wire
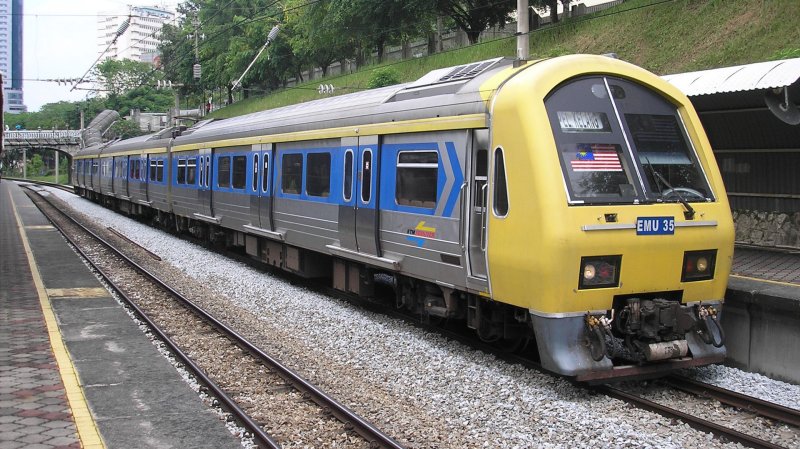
[70,15,131,92]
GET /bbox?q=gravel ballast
[51,187,800,448]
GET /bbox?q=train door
[337,136,380,255]
[256,144,274,230]
[123,157,130,198]
[467,130,489,279]
[356,136,380,256]
[111,157,117,195]
[197,149,213,217]
[145,154,152,202]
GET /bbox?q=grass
[210,0,800,119]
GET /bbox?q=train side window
[282,153,303,194]
[205,156,211,187]
[157,160,165,183]
[261,155,269,193]
[396,151,438,208]
[361,149,372,203]
[218,156,231,188]
[306,153,331,197]
[474,149,488,208]
[187,158,197,185]
[493,148,509,217]
[343,150,353,202]
[252,154,259,192]
[149,160,157,181]
[232,155,247,189]
[177,159,186,184]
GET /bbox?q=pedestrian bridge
[4,130,83,156]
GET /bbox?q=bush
[366,67,401,89]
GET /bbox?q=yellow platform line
[9,190,106,449]
[730,274,800,288]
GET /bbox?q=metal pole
[55,152,59,184]
[517,0,529,61]
[22,148,27,179]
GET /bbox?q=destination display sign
[557,111,611,133]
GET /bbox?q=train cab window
[232,155,247,189]
[282,153,303,194]
[252,154,259,192]
[361,150,372,203]
[187,158,197,185]
[218,156,231,188]
[396,151,438,208]
[493,148,509,216]
[306,153,331,197]
[546,76,713,204]
[177,159,187,184]
[343,150,353,202]
[261,155,269,193]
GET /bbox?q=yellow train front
[486,55,733,382]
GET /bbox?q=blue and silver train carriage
[73,54,733,382]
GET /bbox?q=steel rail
[597,385,787,449]
[25,187,281,449]
[7,177,75,193]
[27,186,405,449]
[666,375,800,428]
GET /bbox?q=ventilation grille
[438,60,498,83]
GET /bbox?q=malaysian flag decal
[569,144,622,172]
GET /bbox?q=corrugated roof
[662,58,800,96]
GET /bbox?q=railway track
[25,186,404,449]
[6,177,75,193]
[597,383,794,449]
[665,375,800,428]
[36,184,799,449]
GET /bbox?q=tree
[107,119,148,140]
[329,0,435,63]
[436,0,516,44]
[531,0,559,24]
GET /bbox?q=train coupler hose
[584,313,612,362]
[697,305,725,348]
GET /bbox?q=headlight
[682,250,717,282]
[579,255,622,289]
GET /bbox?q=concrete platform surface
[1,181,241,449]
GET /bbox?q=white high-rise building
[97,4,175,64]
[1,0,26,113]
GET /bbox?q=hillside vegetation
[210,0,800,119]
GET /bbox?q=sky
[22,0,180,112]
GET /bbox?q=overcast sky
[22,0,180,112]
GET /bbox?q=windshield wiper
[646,158,695,220]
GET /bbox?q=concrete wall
[722,278,800,384]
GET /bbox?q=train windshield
[545,76,713,205]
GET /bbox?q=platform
[723,245,800,384]
[0,181,241,449]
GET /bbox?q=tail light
[579,255,622,289]
[682,250,717,282]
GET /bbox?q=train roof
[173,57,515,147]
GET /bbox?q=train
[73,54,733,382]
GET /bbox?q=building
[97,4,175,63]
[1,0,27,113]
